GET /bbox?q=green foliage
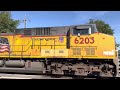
[0,12,19,33]
[116,44,120,47]
[88,19,114,35]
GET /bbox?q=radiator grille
[85,48,95,55]
[45,50,50,53]
[59,50,64,53]
[72,48,81,55]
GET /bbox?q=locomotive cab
[72,24,97,36]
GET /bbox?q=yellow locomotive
[0,24,117,77]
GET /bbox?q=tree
[116,44,120,47]
[88,19,114,35]
[0,11,19,33]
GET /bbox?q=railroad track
[0,73,118,79]
[0,68,118,79]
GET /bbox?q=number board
[74,37,94,44]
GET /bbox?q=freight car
[0,24,119,77]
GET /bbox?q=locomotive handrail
[9,39,32,46]
[9,39,32,53]
[10,44,67,52]
[7,37,67,54]
[10,45,31,52]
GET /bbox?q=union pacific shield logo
[59,37,64,43]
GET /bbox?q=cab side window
[73,28,89,35]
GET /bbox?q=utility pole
[24,14,27,28]
[21,14,30,29]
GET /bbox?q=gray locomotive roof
[16,24,97,30]
[15,24,98,35]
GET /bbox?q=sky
[11,11,120,45]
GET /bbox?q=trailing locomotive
[0,24,118,77]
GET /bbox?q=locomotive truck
[0,24,119,77]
